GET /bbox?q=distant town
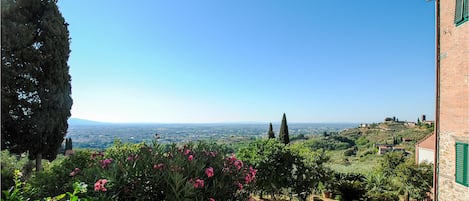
[66,120,357,149]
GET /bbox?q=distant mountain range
[68,118,109,125]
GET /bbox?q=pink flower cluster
[153,163,164,170]
[127,154,139,161]
[190,178,205,188]
[225,154,244,170]
[223,154,258,190]
[188,155,194,161]
[94,179,108,192]
[69,167,80,177]
[202,150,218,157]
[205,167,214,178]
[244,167,257,184]
[100,158,113,169]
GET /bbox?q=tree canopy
[1,0,73,169]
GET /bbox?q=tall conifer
[1,0,73,171]
[268,123,275,139]
[279,113,290,144]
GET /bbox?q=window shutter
[455,0,464,24]
[455,142,468,186]
[464,0,469,19]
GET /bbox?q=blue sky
[57,0,436,123]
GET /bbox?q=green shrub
[25,140,255,200]
[238,139,330,200]
[1,150,30,193]
[26,149,94,199]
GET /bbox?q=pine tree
[1,0,73,171]
[268,123,275,139]
[279,113,290,144]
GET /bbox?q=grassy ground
[326,149,380,174]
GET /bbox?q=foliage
[25,140,255,200]
[355,136,369,146]
[238,139,330,200]
[395,160,433,200]
[278,113,290,144]
[364,171,399,201]
[343,147,357,157]
[1,150,31,192]
[378,151,406,177]
[26,150,95,199]
[333,173,366,201]
[304,136,355,151]
[2,170,25,201]
[1,0,73,169]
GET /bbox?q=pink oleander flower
[188,155,194,161]
[205,167,214,178]
[222,167,229,173]
[209,198,215,201]
[153,163,164,170]
[94,179,108,192]
[250,166,257,177]
[245,174,252,184]
[192,178,205,188]
[236,182,243,190]
[184,149,191,155]
[210,151,217,157]
[234,160,243,170]
[69,167,81,177]
[228,154,237,162]
[100,158,113,169]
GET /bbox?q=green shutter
[455,142,468,187]
[464,0,469,19]
[455,0,469,25]
[455,0,464,24]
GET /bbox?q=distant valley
[66,118,357,149]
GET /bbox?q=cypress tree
[279,113,290,144]
[268,123,275,139]
[65,139,69,150]
[1,0,73,171]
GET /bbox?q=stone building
[435,0,469,200]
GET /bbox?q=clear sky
[57,0,436,124]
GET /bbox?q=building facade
[416,132,436,164]
[436,0,469,200]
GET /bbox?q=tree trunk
[36,153,42,172]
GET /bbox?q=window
[455,142,469,187]
[455,0,469,26]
